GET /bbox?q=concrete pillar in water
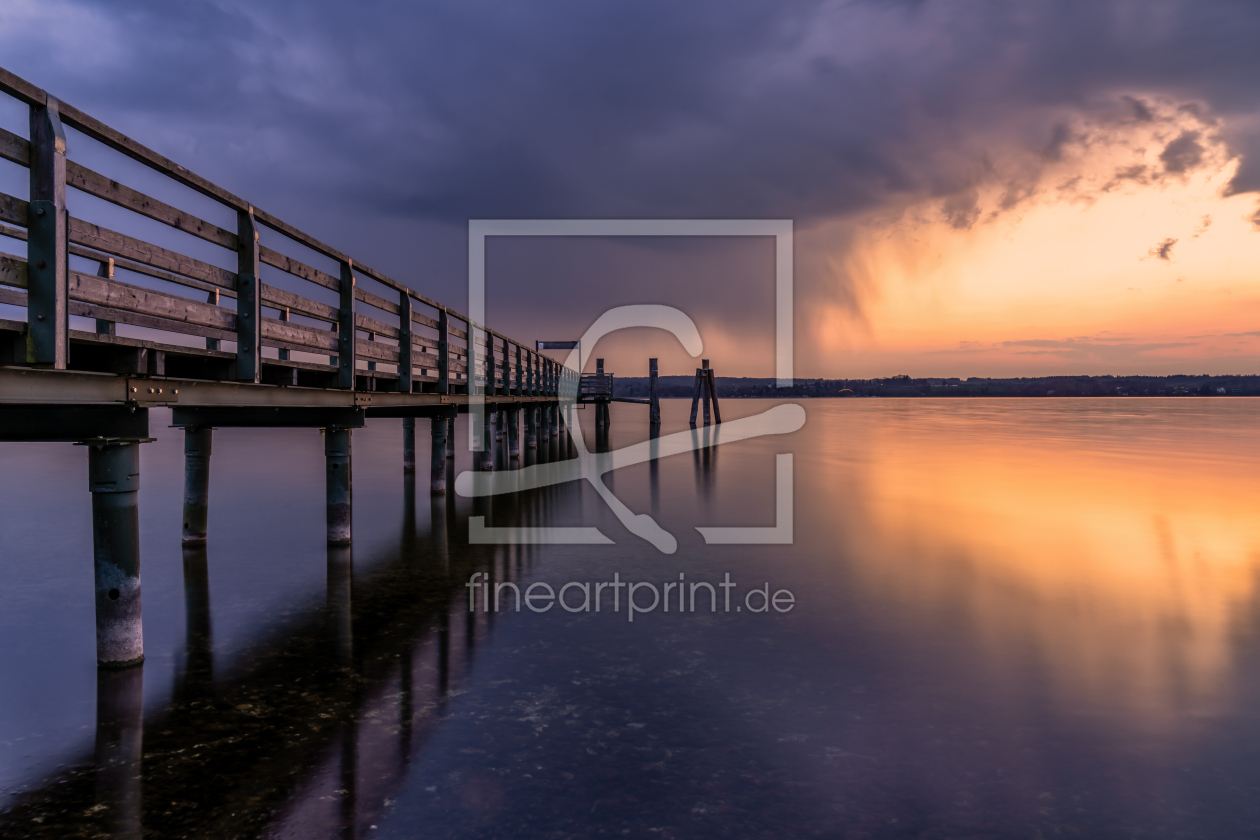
[526,405,537,449]
[495,409,504,441]
[430,415,447,495]
[88,441,144,668]
[446,415,455,457]
[403,417,416,472]
[325,427,352,546]
[479,408,494,471]
[508,408,520,459]
[181,426,212,545]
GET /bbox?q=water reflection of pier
[0,435,577,839]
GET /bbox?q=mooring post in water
[649,358,661,425]
[706,366,722,424]
[431,414,448,495]
[402,417,416,472]
[85,440,145,668]
[325,427,352,545]
[702,358,712,425]
[180,426,212,545]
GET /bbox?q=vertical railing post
[235,207,261,382]
[206,289,220,351]
[27,96,68,369]
[515,345,523,397]
[437,309,449,394]
[398,289,413,394]
[95,258,116,336]
[277,307,290,361]
[338,260,356,389]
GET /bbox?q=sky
[1,0,1259,378]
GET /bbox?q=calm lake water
[2,398,1260,838]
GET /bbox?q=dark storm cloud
[1150,238,1178,261]
[4,0,1260,227]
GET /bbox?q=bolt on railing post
[27,96,68,369]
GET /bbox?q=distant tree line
[611,373,1260,398]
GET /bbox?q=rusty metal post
[403,417,416,472]
[326,427,352,545]
[430,415,447,495]
[181,426,212,544]
[87,441,144,668]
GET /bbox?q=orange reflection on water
[832,400,1260,722]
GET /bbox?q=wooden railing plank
[259,283,335,322]
[261,317,336,353]
[0,125,28,166]
[354,313,398,339]
[69,217,237,289]
[66,161,238,250]
[259,245,339,292]
[0,252,27,288]
[68,270,234,331]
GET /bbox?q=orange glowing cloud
[808,97,1260,378]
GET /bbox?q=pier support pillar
[181,426,212,545]
[508,408,520,459]
[430,415,448,495]
[403,417,416,472]
[526,406,537,449]
[478,408,494,471]
[447,416,455,458]
[325,427,352,546]
[87,440,144,668]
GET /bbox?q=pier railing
[0,66,565,398]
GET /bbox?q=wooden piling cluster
[0,66,577,668]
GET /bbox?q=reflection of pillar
[181,427,212,544]
[327,546,354,667]
[177,547,214,699]
[339,719,358,840]
[438,607,450,696]
[326,428,352,546]
[649,423,661,509]
[430,416,447,495]
[88,441,144,667]
[402,417,416,472]
[95,666,144,839]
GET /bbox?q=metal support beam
[27,96,68,369]
[0,404,148,442]
[325,427,352,545]
[338,260,356,390]
[85,439,145,667]
[236,208,261,383]
[181,426,212,544]
[172,406,364,428]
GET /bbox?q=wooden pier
[0,66,574,667]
